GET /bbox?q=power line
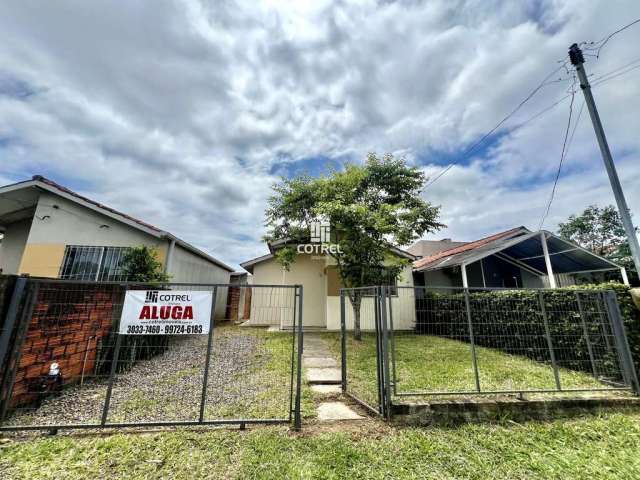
[538,90,585,230]
[590,56,640,83]
[592,63,640,87]
[582,17,640,58]
[423,62,571,189]
[425,56,640,190]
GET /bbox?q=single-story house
[412,226,630,289]
[0,175,234,317]
[240,241,416,330]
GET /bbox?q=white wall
[168,244,231,319]
[28,192,165,248]
[325,264,416,331]
[0,218,32,274]
[246,253,324,328]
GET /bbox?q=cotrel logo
[145,290,158,303]
[297,221,343,254]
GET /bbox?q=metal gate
[0,277,304,432]
[340,286,639,419]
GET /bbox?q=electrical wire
[423,62,571,189]
[592,63,640,87]
[425,54,640,191]
[538,86,586,230]
[582,17,640,58]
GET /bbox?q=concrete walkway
[303,334,363,421]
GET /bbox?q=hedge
[415,283,639,384]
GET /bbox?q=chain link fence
[0,277,303,433]
[340,285,639,417]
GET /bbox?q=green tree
[558,204,637,283]
[120,245,170,282]
[265,153,443,339]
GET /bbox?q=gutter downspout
[164,238,176,275]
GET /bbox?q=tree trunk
[351,293,362,341]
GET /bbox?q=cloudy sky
[1,0,639,269]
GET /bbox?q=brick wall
[10,284,123,407]
[226,286,241,320]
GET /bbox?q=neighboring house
[412,226,629,289]
[0,175,234,317]
[240,243,416,330]
[407,238,466,259]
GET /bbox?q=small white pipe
[461,264,469,288]
[541,232,557,289]
[621,267,630,286]
[80,336,95,386]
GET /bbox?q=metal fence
[340,286,639,418]
[0,278,303,433]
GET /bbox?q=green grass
[321,333,614,406]
[204,326,315,420]
[2,411,640,479]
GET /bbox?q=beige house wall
[325,264,416,331]
[0,218,32,274]
[248,253,326,328]
[246,252,415,330]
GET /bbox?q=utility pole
[569,43,640,278]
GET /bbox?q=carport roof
[413,227,621,275]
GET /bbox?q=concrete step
[303,357,338,368]
[317,402,364,421]
[311,384,342,394]
[306,367,341,384]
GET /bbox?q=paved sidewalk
[303,334,363,421]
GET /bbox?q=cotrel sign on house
[119,290,213,335]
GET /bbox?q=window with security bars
[58,246,130,281]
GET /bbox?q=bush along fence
[415,284,640,381]
[340,285,639,419]
[0,277,304,432]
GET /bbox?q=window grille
[58,246,129,281]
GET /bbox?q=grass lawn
[321,333,618,407]
[2,411,640,479]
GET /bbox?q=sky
[1,0,639,270]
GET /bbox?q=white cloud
[1,0,639,267]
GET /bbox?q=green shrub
[415,283,639,383]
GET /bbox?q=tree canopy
[265,153,443,338]
[558,204,637,283]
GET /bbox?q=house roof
[413,227,529,270]
[0,175,234,272]
[413,226,621,275]
[240,241,416,274]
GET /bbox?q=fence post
[538,291,562,391]
[0,280,38,424]
[0,277,26,379]
[101,332,123,426]
[463,288,481,392]
[294,285,304,431]
[379,286,392,419]
[340,290,347,393]
[289,286,298,422]
[387,286,397,396]
[575,291,598,378]
[373,287,384,415]
[604,291,640,394]
[198,286,218,423]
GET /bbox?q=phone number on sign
[125,324,204,335]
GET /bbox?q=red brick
[25,364,45,379]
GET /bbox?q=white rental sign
[119,290,213,335]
